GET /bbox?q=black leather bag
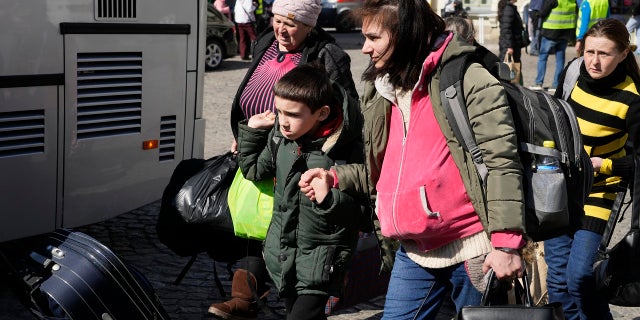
[457,269,565,320]
[593,189,640,306]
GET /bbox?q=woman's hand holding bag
[457,268,565,320]
[504,53,521,85]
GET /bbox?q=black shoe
[241,56,251,61]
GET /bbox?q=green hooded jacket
[237,82,366,297]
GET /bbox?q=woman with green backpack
[300,0,527,318]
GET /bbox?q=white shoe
[529,84,544,91]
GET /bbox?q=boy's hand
[230,139,238,154]
[310,177,330,204]
[247,110,276,129]
[299,168,334,202]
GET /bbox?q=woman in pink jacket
[300,0,526,318]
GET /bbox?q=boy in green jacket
[236,62,367,320]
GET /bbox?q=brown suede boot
[208,269,259,320]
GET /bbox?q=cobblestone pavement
[2,26,640,320]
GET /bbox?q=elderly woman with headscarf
[208,0,358,319]
[228,0,358,142]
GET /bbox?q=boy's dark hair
[273,62,338,113]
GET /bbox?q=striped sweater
[567,63,639,233]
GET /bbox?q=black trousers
[237,239,269,296]
[284,294,328,320]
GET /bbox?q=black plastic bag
[174,152,238,232]
[157,156,248,259]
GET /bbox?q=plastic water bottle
[537,140,561,172]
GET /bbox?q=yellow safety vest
[576,0,608,36]
[543,0,577,30]
[255,0,263,15]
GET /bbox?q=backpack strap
[597,190,628,255]
[559,57,584,166]
[562,56,583,101]
[440,53,489,188]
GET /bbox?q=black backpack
[438,47,593,241]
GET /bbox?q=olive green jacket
[333,35,526,271]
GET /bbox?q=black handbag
[457,269,565,320]
[593,189,640,306]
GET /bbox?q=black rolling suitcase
[5,229,170,320]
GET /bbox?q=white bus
[0,0,207,242]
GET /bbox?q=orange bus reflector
[143,140,159,150]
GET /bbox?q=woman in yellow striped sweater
[550,18,640,320]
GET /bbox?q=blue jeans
[530,29,541,55]
[382,246,482,320]
[544,230,612,320]
[535,36,567,87]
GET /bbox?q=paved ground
[1,25,640,320]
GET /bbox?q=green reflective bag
[228,168,274,240]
